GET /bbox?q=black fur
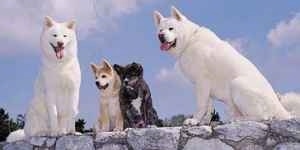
[114,62,162,128]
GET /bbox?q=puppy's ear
[171,6,186,21]
[132,62,143,76]
[113,64,124,76]
[153,11,164,27]
[44,16,55,28]
[65,20,76,30]
[102,59,112,70]
[90,63,98,74]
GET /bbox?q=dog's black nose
[57,41,64,47]
[158,34,166,43]
[95,81,100,87]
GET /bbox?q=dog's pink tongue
[160,43,171,51]
[56,50,64,59]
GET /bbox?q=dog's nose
[124,78,129,85]
[95,81,100,87]
[57,41,64,47]
[158,34,166,43]
[136,121,145,128]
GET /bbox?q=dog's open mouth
[160,39,176,51]
[98,83,109,90]
[50,43,64,59]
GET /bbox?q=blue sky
[1,0,300,127]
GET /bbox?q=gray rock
[46,138,56,147]
[56,135,94,150]
[97,144,128,150]
[270,119,300,140]
[183,138,233,150]
[3,141,33,150]
[0,142,7,149]
[273,142,300,150]
[214,121,268,141]
[127,127,180,150]
[182,126,212,138]
[28,137,47,146]
[241,144,263,150]
[95,131,127,144]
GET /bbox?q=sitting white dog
[153,6,300,125]
[7,16,81,142]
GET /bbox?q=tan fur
[91,59,123,132]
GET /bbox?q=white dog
[7,16,81,142]
[153,6,300,125]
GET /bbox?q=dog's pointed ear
[113,64,124,76]
[44,16,55,28]
[101,59,112,70]
[153,11,164,27]
[132,62,143,76]
[65,20,76,30]
[171,6,186,21]
[90,63,98,74]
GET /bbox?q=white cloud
[267,13,300,47]
[156,63,189,85]
[0,0,151,53]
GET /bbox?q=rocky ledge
[2,119,300,150]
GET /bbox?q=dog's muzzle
[50,42,64,59]
[96,82,109,90]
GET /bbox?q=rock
[46,138,56,147]
[28,136,47,146]
[127,127,180,150]
[183,138,233,150]
[0,142,7,149]
[182,126,212,138]
[241,144,263,150]
[214,121,268,141]
[97,144,128,150]
[270,119,300,140]
[273,142,300,150]
[3,141,33,150]
[56,135,94,150]
[94,131,128,149]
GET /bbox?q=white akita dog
[153,6,300,125]
[7,16,81,142]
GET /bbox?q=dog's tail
[278,92,300,118]
[6,129,25,143]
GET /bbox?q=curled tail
[6,129,25,143]
[278,92,300,118]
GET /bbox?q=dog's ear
[65,20,76,30]
[153,11,164,27]
[132,62,143,76]
[90,63,98,74]
[101,59,111,69]
[171,6,186,21]
[44,16,55,28]
[113,64,124,76]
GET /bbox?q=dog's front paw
[183,118,200,126]
[113,128,123,132]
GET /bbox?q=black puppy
[114,62,162,128]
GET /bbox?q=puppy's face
[114,62,143,90]
[90,60,114,91]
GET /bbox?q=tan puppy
[91,59,123,132]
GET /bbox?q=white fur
[7,16,81,142]
[131,97,142,114]
[154,7,300,125]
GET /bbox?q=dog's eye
[63,35,67,37]
[53,34,57,37]
[159,29,163,32]
[101,75,107,78]
[169,27,174,31]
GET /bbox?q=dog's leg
[100,102,110,132]
[66,91,79,134]
[46,101,59,136]
[114,110,124,131]
[184,82,212,126]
